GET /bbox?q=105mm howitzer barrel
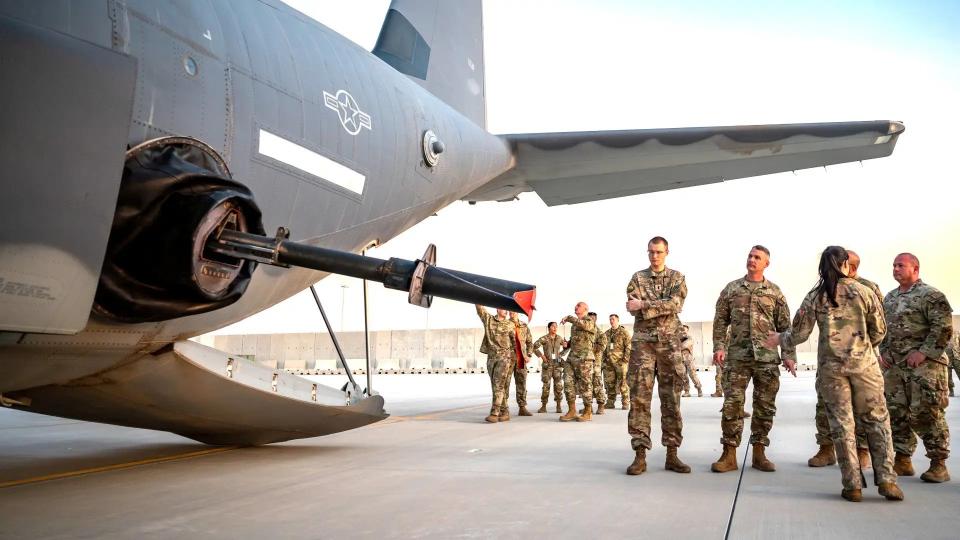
[207,228,536,317]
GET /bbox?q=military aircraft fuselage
[0,0,512,392]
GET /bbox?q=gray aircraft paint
[0,0,903,443]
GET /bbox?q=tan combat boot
[857,447,871,469]
[577,401,593,422]
[555,402,562,413]
[808,444,836,467]
[559,400,579,422]
[893,453,915,476]
[605,400,616,409]
[711,391,723,398]
[752,443,776,472]
[626,449,647,475]
[878,482,904,501]
[499,408,510,421]
[484,408,500,423]
[665,447,691,473]
[920,459,950,483]
[518,406,532,416]
[711,445,739,473]
[595,403,605,415]
[537,402,547,414]
[681,390,691,397]
[697,387,703,397]
[621,398,630,410]
[841,488,862,502]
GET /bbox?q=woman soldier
[765,246,903,502]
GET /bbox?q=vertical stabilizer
[374,0,486,128]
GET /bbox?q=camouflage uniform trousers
[563,356,594,405]
[715,364,723,394]
[882,356,951,459]
[720,360,779,447]
[603,360,630,405]
[592,360,607,405]
[540,361,564,404]
[486,352,514,415]
[512,362,528,407]
[682,355,702,394]
[818,364,897,490]
[815,391,867,449]
[628,338,684,450]
[948,355,960,394]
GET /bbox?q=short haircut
[896,252,920,268]
[609,314,619,320]
[548,321,557,329]
[588,311,597,317]
[648,236,669,248]
[751,245,770,257]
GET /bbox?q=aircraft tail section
[374,0,486,128]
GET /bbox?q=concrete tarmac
[2,371,959,539]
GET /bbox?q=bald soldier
[587,312,608,415]
[476,304,516,423]
[604,314,632,409]
[534,322,566,413]
[559,301,597,422]
[809,250,880,468]
[880,253,954,483]
[624,236,690,475]
[509,312,535,416]
[711,245,796,474]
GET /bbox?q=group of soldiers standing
[475,235,957,503]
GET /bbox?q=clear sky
[214,0,960,335]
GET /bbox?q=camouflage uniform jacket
[713,277,796,364]
[562,315,597,359]
[604,326,631,363]
[680,333,695,361]
[946,335,960,366]
[855,276,884,304]
[476,305,515,356]
[780,278,886,372]
[626,267,687,342]
[880,279,954,364]
[513,320,534,363]
[593,327,609,363]
[534,334,566,364]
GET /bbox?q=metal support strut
[309,285,363,402]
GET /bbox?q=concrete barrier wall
[200,315,876,370]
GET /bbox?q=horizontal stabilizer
[464,121,904,206]
[5,341,387,445]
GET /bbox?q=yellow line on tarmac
[0,446,238,489]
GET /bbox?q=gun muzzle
[206,228,536,317]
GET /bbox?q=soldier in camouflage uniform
[766,246,902,503]
[879,253,953,483]
[587,312,608,415]
[680,326,703,397]
[476,304,516,423]
[604,314,632,409]
[810,250,877,468]
[534,322,566,413]
[509,312,535,416]
[559,302,597,422]
[945,336,959,397]
[712,363,724,397]
[624,237,690,475]
[711,246,796,474]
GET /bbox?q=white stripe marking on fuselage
[257,129,365,194]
